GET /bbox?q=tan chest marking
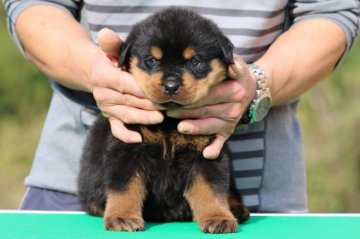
[140,126,210,159]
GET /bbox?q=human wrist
[253,59,274,99]
[240,63,272,124]
[81,44,107,92]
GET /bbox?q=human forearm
[169,18,348,159]
[16,5,99,92]
[15,7,163,143]
[256,18,347,106]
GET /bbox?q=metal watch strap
[240,64,272,124]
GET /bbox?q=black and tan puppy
[78,7,249,234]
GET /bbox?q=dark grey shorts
[19,187,83,211]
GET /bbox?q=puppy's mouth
[158,102,185,109]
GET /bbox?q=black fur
[78,7,249,230]
[79,116,232,222]
[119,7,235,76]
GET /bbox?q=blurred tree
[0,7,51,208]
[299,42,360,212]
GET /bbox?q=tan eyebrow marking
[183,46,196,60]
[151,46,163,60]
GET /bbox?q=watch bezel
[250,94,272,123]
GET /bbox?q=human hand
[166,55,257,159]
[90,28,163,143]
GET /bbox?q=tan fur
[140,126,164,145]
[140,126,209,159]
[130,57,227,107]
[104,175,146,231]
[140,126,168,160]
[181,59,227,104]
[170,131,210,157]
[151,46,163,60]
[205,59,228,87]
[130,57,164,103]
[183,46,196,60]
[184,174,238,233]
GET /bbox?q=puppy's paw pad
[104,217,144,232]
[200,217,238,234]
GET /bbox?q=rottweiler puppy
[78,7,249,234]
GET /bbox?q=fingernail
[130,134,142,143]
[151,114,163,124]
[178,122,193,134]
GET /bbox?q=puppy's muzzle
[163,76,180,96]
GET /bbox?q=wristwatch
[240,64,272,124]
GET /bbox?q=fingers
[168,103,242,122]
[94,28,166,143]
[203,135,226,159]
[188,55,252,108]
[177,118,230,160]
[103,105,164,125]
[98,28,122,58]
[177,119,228,160]
[109,119,142,143]
[93,88,156,111]
[177,118,234,136]
[94,80,163,126]
[189,79,248,108]
[175,54,247,108]
[228,56,244,79]
[91,62,145,98]
[173,55,250,159]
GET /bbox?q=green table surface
[0,211,359,239]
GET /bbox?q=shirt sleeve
[291,0,360,53]
[3,0,81,55]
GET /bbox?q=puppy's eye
[145,57,159,67]
[189,57,201,67]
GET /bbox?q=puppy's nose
[164,77,180,95]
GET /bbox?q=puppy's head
[119,8,235,109]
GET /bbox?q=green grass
[0,117,46,208]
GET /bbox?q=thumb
[97,28,122,58]
[203,134,226,160]
[228,54,246,80]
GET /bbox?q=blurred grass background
[0,7,359,212]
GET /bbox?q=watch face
[253,96,272,122]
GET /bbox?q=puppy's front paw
[200,216,238,234]
[232,205,250,223]
[104,217,144,232]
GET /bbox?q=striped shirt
[83,1,287,63]
[3,0,359,212]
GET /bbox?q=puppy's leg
[104,174,146,232]
[184,174,238,233]
[228,192,250,223]
[85,203,105,217]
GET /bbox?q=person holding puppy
[4,1,359,212]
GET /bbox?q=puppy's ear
[218,35,234,65]
[118,42,132,68]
